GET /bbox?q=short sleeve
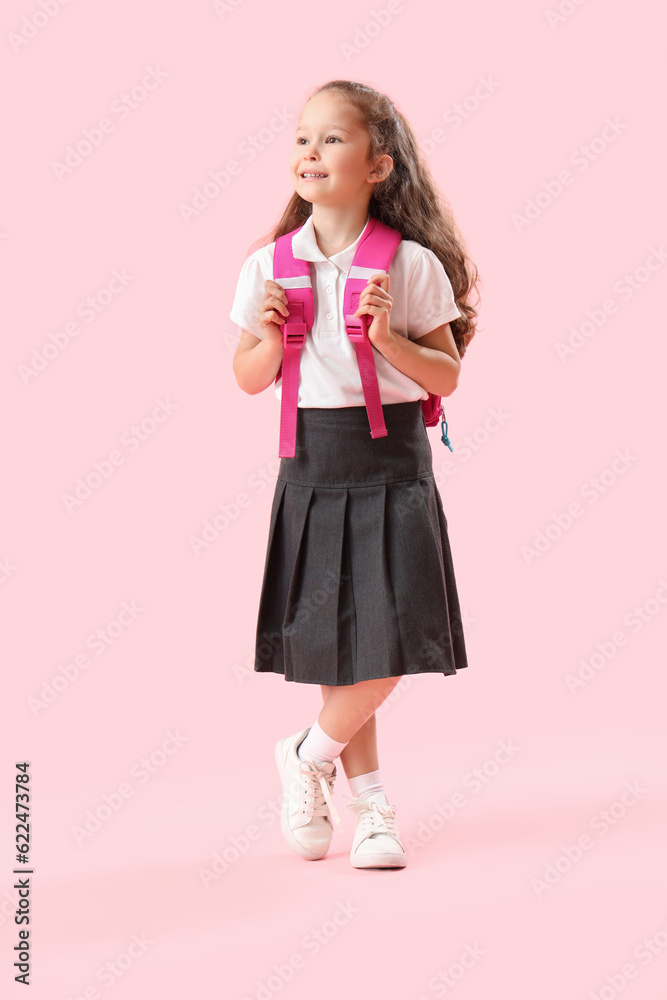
[229,250,270,340]
[407,247,461,340]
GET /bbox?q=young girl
[230,79,479,870]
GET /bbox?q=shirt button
[326,312,334,320]
[326,286,333,294]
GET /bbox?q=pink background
[3,0,666,996]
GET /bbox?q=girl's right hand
[258,279,289,344]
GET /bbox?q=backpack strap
[342,217,402,441]
[273,225,314,458]
[272,217,403,457]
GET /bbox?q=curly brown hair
[248,79,481,358]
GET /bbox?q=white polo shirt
[229,212,461,408]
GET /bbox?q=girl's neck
[311,207,371,258]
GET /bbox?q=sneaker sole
[274,736,332,861]
[350,851,407,869]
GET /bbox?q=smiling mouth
[300,172,328,178]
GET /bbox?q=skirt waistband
[277,400,434,487]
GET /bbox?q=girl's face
[290,93,386,208]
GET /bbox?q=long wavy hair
[248,79,481,358]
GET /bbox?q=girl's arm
[374,322,461,398]
[354,273,461,397]
[233,329,284,395]
[232,278,288,395]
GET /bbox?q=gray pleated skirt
[254,400,469,685]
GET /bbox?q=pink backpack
[273,216,454,458]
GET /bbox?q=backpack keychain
[440,402,453,451]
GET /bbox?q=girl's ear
[369,155,392,182]
[376,155,393,180]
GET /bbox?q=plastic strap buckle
[344,314,368,342]
[284,324,306,345]
[283,301,307,347]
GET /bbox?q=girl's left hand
[353,273,393,344]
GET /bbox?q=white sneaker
[346,791,407,869]
[274,727,342,860]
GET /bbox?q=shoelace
[345,795,403,847]
[297,760,342,828]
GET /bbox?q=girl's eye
[296,136,341,144]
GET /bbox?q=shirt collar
[291,213,372,273]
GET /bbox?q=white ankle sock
[297,721,348,764]
[347,768,385,800]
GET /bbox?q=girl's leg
[319,677,401,777]
[339,713,378,779]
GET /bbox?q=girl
[230,79,480,870]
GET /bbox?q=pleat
[431,482,468,670]
[383,479,457,676]
[339,484,397,684]
[254,478,312,676]
[281,486,347,685]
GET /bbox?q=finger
[367,273,389,291]
[360,291,389,309]
[262,304,287,324]
[355,289,389,313]
[354,304,383,318]
[265,294,289,317]
[365,281,390,299]
[264,279,288,306]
